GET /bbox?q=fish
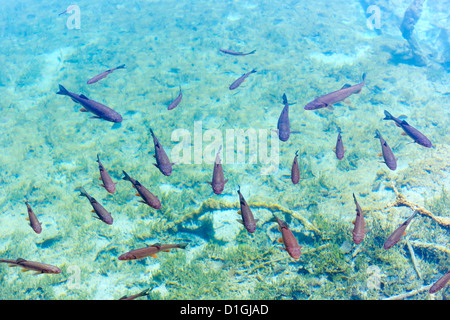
[291,151,300,185]
[229,68,257,90]
[374,129,397,171]
[383,110,432,148]
[122,170,161,209]
[237,186,258,233]
[219,49,256,56]
[352,193,367,245]
[272,213,302,259]
[277,93,299,142]
[208,146,228,195]
[77,187,114,225]
[0,258,61,274]
[25,201,42,234]
[96,154,116,193]
[119,288,152,300]
[87,64,126,84]
[167,86,183,110]
[150,128,173,176]
[118,243,188,261]
[304,73,366,110]
[429,271,450,294]
[335,128,345,160]
[56,85,123,123]
[383,211,417,250]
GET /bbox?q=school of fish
[1,29,446,300]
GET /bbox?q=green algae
[425,187,449,218]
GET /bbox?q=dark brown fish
[25,201,42,234]
[118,243,188,261]
[219,49,256,56]
[374,129,397,171]
[383,211,417,250]
[272,213,301,259]
[208,146,228,195]
[56,84,123,123]
[429,271,450,294]
[352,193,367,244]
[383,110,432,148]
[87,64,126,84]
[237,186,258,233]
[229,68,256,90]
[96,154,116,193]
[150,128,173,176]
[168,86,182,110]
[335,128,345,160]
[277,93,299,142]
[77,187,113,225]
[119,288,151,300]
[291,151,300,185]
[304,73,366,110]
[0,258,61,274]
[122,170,161,209]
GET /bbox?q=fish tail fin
[96,153,100,163]
[271,211,280,223]
[383,110,394,121]
[215,145,223,159]
[76,187,88,197]
[362,73,366,82]
[122,170,131,181]
[374,129,381,139]
[117,64,126,69]
[410,210,418,220]
[248,50,256,55]
[140,288,151,296]
[178,243,189,250]
[56,84,69,96]
[251,68,257,73]
[352,193,358,204]
[282,93,288,105]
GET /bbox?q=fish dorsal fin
[79,94,89,100]
[341,84,351,89]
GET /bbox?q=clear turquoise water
[0,0,448,300]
